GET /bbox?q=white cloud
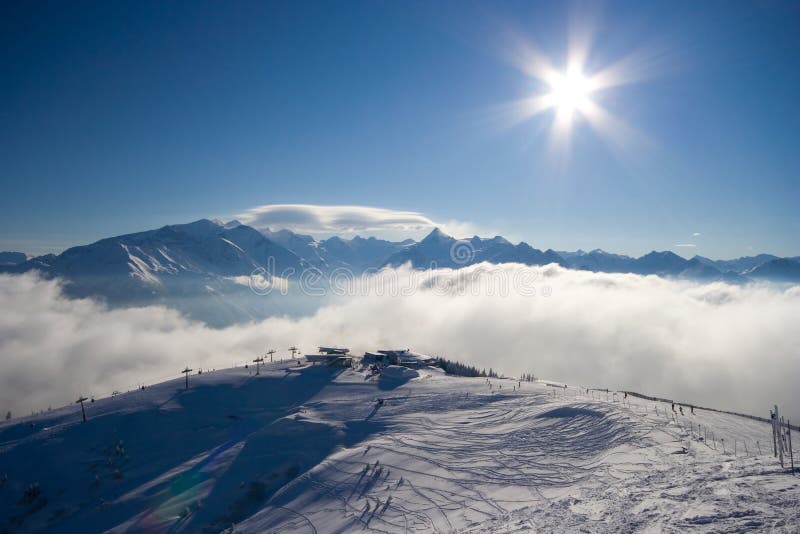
[1,270,799,421]
[692,232,702,237]
[225,274,289,293]
[235,204,480,240]
[674,243,697,248]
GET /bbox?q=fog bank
[1,266,798,420]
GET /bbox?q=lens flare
[491,21,664,159]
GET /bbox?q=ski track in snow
[0,362,798,533]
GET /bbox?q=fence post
[775,406,784,467]
[788,420,795,474]
[772,408,779,459]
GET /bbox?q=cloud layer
[235,204,478,239]
[1,268,799,420]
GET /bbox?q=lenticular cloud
[1,267,798,420]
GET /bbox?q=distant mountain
[559,249,636,273]
[693,254,780,274]
[262,228,329,270]
[677,257,733,281]
[562,249,708,279]
[633,251,692,276]
[384,228,566,269]
[384,228,465,269]
[3,219,798,326]
[2,220,312,325]
[748,258,800,282]
[318,235,414,273]
[0,251,27,266]
[559,250,796,280]
[261,229,413,273]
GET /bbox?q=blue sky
[1,0,799,259]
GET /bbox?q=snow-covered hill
[1,361,797,533]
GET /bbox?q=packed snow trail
[0,362,797,533]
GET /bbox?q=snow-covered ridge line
[622,389,800,432]
[3,360,797,532]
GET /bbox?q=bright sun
[498,28,645,151]
[546,67,595,118]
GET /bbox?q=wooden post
[775,405,784,467]
[253,356,264,375]
[182,367,192,390]
[75,396,88,423]
[788,419,795,474]
[771,409,778,458]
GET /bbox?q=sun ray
[580,99,652,158]
[492,26,653,159]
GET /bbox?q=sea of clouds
[1,265,799,420]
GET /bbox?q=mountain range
[2,218,799,324]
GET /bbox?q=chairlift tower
[289,346,299,359]
[253,356,265,375]
[267,349,276,363]
[75,396,88,423]
[181,367,193,390]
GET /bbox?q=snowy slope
[2,220,313,326]
[1,362,797,533]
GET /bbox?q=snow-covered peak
[420,227,452,243]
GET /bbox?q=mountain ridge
[2,221,799,325]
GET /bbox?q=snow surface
[0,362,798,533]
